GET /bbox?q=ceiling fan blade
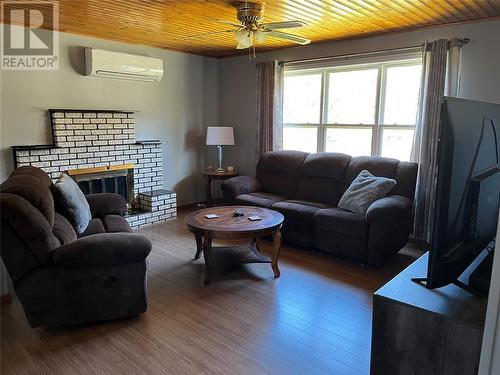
[211,19,244,28]
[260,21,307,30]
[180,29,235,40]
[267,31,311,45]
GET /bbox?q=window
[283,60,422,161]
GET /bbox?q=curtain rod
[279,38,470,66]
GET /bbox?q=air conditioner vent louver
[85,48,164,83]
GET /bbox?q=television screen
[426,97,500,289]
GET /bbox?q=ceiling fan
[184,1,311,55]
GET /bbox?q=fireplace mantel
[67,163,135,176]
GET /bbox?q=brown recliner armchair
[0,167,151,328]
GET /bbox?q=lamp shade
[206,127,234,146]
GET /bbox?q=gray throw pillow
[53,174,91,234]
[338,170,396,215]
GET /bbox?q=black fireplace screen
[69,167,134,204]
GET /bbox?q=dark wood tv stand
[370,252,488,375]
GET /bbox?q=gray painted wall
[218,19,500,177]
[3,20,499,204]
[0,27,219,205]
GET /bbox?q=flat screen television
[413,97,500,292]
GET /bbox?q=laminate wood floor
[1,209,423,375]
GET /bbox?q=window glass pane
[383,64,422,125]
[328,69,378,124]
[381,128,414,161]
[283,73,322,124]
[325,128,372,156]
[283,126,318,153]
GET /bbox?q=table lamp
[206,127,234,172]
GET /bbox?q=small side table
[202,170,238,206]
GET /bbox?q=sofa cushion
[103,215,133,233]
[257,150,308,197]
[235,192,288,208]
[53,212,77,245]
[78,218,105,237]
[271,200,329,220]
[271,200,326,247]
[9,166,53,188]
[0,193,60,265]
[52,174,92,234]
[338,170,396,214]
[296,152,352,205]
[1,175,55,227]
[86,193,127,218]
[314,208,368,238]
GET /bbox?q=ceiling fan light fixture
[234,29,247,43]
[254,29,267,43]
[235,28,253,48]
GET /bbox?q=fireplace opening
[67,164,134,207]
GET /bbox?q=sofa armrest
[86,193,127,218]
[366,195,412,223]
[365,195,414,265]
[221,176,261,200]
[52,233,151,268]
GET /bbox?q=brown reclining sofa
[222,150,417,265]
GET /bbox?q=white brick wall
[13,110,176,229]
[52,111,135,147]
[127,190,177,228]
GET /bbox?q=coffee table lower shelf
[207,243,271,266]
[194,237,281,285]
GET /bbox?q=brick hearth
[12,109,176,229]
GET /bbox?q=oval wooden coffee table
[185,206,284,285]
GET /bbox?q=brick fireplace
[12,109,176,229]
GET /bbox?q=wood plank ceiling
[5,0,500,57]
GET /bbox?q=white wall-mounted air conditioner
[84,48,164,83]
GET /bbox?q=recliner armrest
[221,176,261,199]
[366,195,412,223]
[365,195,414,265]
[52,233,151,268]
[86,193,127,218]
